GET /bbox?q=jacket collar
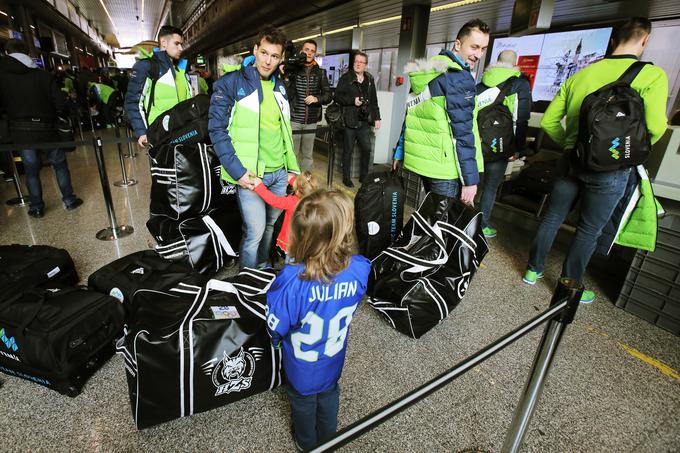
[606,54,639,60]
[240,55,281,84]
[440,49,470,71]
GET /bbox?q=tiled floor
[1,132,679,452]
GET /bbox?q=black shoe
[28,207,44,218]
[65,198,83,210]
[342,178,354,188]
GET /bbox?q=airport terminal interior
[1,0,680,452]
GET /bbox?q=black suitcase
[117,268,282,429]
[148,208,242,276]
[0,244,78,300]
[87,250,207,316]
[355,172,405,260]
[146,94,211,148]
[149,142,236,221]
[0,284,125,396]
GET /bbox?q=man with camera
[284,40,331,172]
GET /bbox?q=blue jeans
[528,167,631,282]
[237,168,288,269]
[479,159,508,228]
[421,177,461,198]
[287,383,340,450]
[20,149,76,210]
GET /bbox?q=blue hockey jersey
[266,255,370,395]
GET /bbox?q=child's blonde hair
[293,171,318,198]
[288,189,357,283]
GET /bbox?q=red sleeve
[254,184,298,211]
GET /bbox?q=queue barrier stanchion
[92,136,134,241]
[501,278,583,453]
[5,154,28,207]
[123,123,136,158]
[113,122,137,187]
[326,125,335,188]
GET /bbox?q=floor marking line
[618,343,680,383]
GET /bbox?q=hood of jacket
[0,54,36,74]
[404,50,463,95]
[481,62,521,87]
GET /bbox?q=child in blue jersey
[265,189,370,451]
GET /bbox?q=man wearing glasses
[209,25,300,269]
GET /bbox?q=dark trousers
[342,121,372,181]
[19,149,76,210]
[287,383,340,450]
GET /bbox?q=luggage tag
[210,306,240,319]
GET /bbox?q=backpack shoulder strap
[144,56,161,122]
[616,61,651,86]
[490,76,518,108]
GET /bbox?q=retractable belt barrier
[308,278,584,453]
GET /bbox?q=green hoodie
[476,66,521,113]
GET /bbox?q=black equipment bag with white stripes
[149,142,236,221]
[355,172,405,260]
[148,207,242,276]
[0,284,124,396]
[87,250,207,316]
[368,193,489,339]
[116,268,283,429]
[146,94,211,148]
[0,244,78,301]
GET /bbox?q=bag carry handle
[16,287,80,335]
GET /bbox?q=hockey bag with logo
[0,244,78,301]
[477,77,517,163]
[0,284,124,396]
[149,142,236,221]
[355,171,405,260]
[116,268,282,429]
[148,208,242,276]
[368,193,489,339]
[87,250,207,316]
[146,94,211,148]
[576,61,651,172]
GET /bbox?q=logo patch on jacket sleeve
[279,85,286,95]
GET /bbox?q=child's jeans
[287,383,340,450]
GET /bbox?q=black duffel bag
[0,284,125,396]
[368,193,489,339]
[116,268,282,429]
[146,94,211,148]
[355,171,405,260]
[8,117,55,145]
[87,250,207,316]
[0,244,78,301]
[149,142,236,221]
[148,207,242,276]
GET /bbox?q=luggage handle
[16,287,80,336]
[128,256,177,282]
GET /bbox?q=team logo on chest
[202,347,262,396]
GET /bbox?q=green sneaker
[482,226,497,238]
[580,290,596,304]
[522,269,544,285]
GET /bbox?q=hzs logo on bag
[202,347,262,396]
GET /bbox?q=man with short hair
[524,17,668,304]
[393,19,490,205]
[0,39,82,218]
[286,39,331,171]
[476,49,532,238]
[125,25,192,147]
[209,26,300,269]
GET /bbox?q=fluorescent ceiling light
[360,15,401,27]
[97,0,118,33]
[292,33,321,43]
[431,0,484,13]
[324,25,357,36]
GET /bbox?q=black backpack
[477,77,517,162]
[576,61,651,172]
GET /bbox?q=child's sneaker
[522,269,544,285]
[580,290,595,304]
[482,226,497,238]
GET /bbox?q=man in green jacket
[523,17,668,304]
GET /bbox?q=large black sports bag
[0,244,78,300]
[477,77,517,162]
[368,193,489,339]
[148,208,241,276]
[576,61,651,172]
[146,93,211,148]
[0,284,125,396]
[116,269,282,429]
[149,142,235,221]
[355,172,405,260]
[87,250,206,315]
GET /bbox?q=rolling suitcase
[116,268,282,429]
[0,284,125,396]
